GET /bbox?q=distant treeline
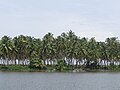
[0,30,120,71]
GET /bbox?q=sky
[0,0,120,41]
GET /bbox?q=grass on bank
[1,63,120,72]
[0,65,31,72]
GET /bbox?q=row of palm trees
[0,31,120,69]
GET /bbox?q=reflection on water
[0,72,120,90]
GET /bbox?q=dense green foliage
[0,30,120,71]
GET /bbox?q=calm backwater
[0,72,120,90]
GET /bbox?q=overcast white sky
[0,0,120,41]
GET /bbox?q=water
[0,72,120,90]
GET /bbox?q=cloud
[0,0,120,41]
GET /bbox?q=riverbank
[1,65,120,72]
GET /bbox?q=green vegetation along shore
[0,65,120,72]
[0,30,120,72]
